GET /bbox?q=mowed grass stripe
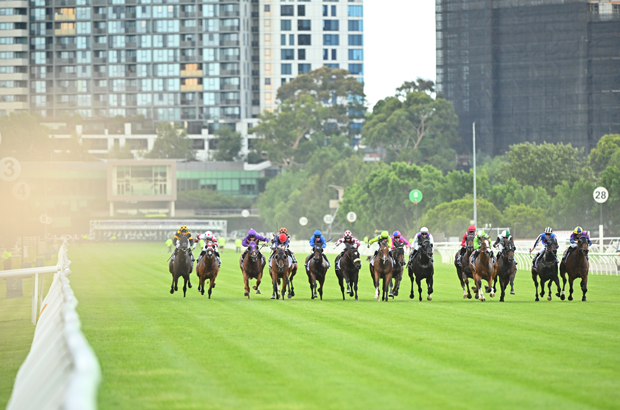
[3,243,619,409]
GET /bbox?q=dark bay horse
[454,232,475,299]
[335,243,361,300]
[408,239,434,301]
[305,243,328,299]
[389,241,406,298]
[469,237,497,301]
[168,236,192,297]
[493,238,517,302]
[240,242,266,299]
[560,235,589,301]
[288,251,298,298]
[269,245,292,300]
[196,242,219,299]
[531,236,561,301]
[372,242,393,302]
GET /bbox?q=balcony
[126,41,137,48]
[94,43,106,49]
[221,11,240,17]
[55,86,77,93]
[55,29,76,35]
[221,25,239,32]
[251,56,259,62]
[55,101,77,108]
[93,13,106,20]
[220,40,239,46]
[93,86,107,93]
[222,55,240,61]
[93,57,106,64]
[180,55,197,62]
[181,84,203,91]
[93,71,107,78]
[181,69,203,77]
[55,0,77,5]
[221,99,240,105]
[251,41,258,47]
[57,43,76,50]
[181,40,197,47]
[221,84,239,91]
[93,28,106,34]
[221,69,239,75]
[93,100,107,107]
[251,12,258,18]
[54,14,75,21]
[180,11,197,18]
[55,58,76,64]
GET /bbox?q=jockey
[333,230,361,270]
[493,230,513,258]
[195,230,221,268]
[368,230,393,267]
[391,230,412,249]
[470,230,490,262]
[457,224,477,265]
[409,227,433,262]
[561,226,592,264]
[308,230,330,267]
[172,225,195,271]
[273,227,296,263]
[529,227,559,265]
[240,228,268,263]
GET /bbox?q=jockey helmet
[380,231,389,239]
[248,228,257,237]
[344,230,352,238]
[180,225,187,232]
[500,230,507,237]
[574,226,583,234]
[505,230,511,237]
[205,230,213,238]
[468,225,476,232]
[544,227,553,234]
[278,233,288,243]
[393,230,401,237]
[477,230,488,238]
[314,230,322,237]
[279,227,288,234]
[420,227,429,234]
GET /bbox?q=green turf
[2,243,620,409]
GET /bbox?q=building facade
[436,0,620,156]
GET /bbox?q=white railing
[6,241,101,410]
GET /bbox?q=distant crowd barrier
[6,241,101,410]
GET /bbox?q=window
[298,34,311,45]
[281,20,291,31]
[281,49,294,60]
[348,63,363,75]
[323,34,339,46]
[323,20,339,31]
[324,63,339,69]
[298,5,305,16]
[298,49,305,60]
[265,78,271,85]
[289,34,294,45]
[281,63,291,75]
[298,20,311,31]
[348,6,363,17]
[323,49,328,60]
[281,78,287,85]
[264,5,270,12]
[281,5,293,16]
[348,49,363,60]
[349,34,363,46]
[331,5,336,16]
[281,34,286,45]
[348,20,363,31]
[331,49,337,60]
[298,64,310,74]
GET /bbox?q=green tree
[487,178,552,212]
[552,178,598,230]
[363,91,460,172]
[0,112,53,161]
[54,132,95,161]
[503,205,553,239]
[177,189,252,209]
[589,134,620,174]
[498,142,592,195]
[599,165,620,235]
[108,143,135,159]
[395,78,435,98]
[211,126,243,162]
[146,122,195,160]
[419,197,503,238]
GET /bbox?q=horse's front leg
[170,274,176,294]
[409,271,415,300]
[532,271,540,301]
[546,277,554,301]
[337,272,345,300]
[199,274,206,296]
[560,269,567,300]
[182,275,188,298]
[281,274,288,300]
[499,277,507,302]
[255,270,263,294]
[353,275,359,301]
[427,273,434,301]
[271,273,278,299]
[416,276,423,302]
[581,275,588,302]
[568,276,575,301]
[463,272,472,299]
[475,275,485,301]
[242,270,250,298]
[488,276,495,298]
[540,277,546,298]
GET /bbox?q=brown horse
[168,235,192,297]
[269,245,292,300]
[288,251,298,298]
[454,232,475,299]
[560,235,589,301]
[389,241,406,298]
[372,241,393,302]
[469,237,497,301]
[493,238,517,302]
[196,242,219,299]
[305,243,328,299]
[335,243,361,300]
[239,242,266,298]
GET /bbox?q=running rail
[6,241,101,410]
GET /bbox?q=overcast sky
[364,1,436,110]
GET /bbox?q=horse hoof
[188,283,192,288]
[547,295,552,301]
[252,286,257,290]
[256,290,261,295]
[535,297,539,301]
[287,294,292,299]
[582,297,587,302]
[467,294,472,299]
[174,286,178,291]
[480,298,485,302]
[212,283,216,288]
[291,291,295,297]
[355,298,359,301]
[410,293,414,299]
[271,295,276,299]
[427,295,432,301]
[511,290,515,295]
[201,291,205,296]
[394,291,399,297]
[475,294,479,299]
[490,293,495,298]
[244,292,249,297]
[568,295,573,301]
[560,294,565,301]
[170,289,174,294]
[463,294,467,299]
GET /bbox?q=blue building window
[281,49,294,60]
[323,20,339,31]
[348,34,363,46]
[348,63,363,75]
[281,34,286,45]
[348,49,363,60]
[281,5,294,16]
[324,63,340,69]
[322,5,328,16]
[323,34,339,46]
[298,64,311,74]
[281,20,291,31]
[348,20,363,31]
[323,49,329,60]
[298,34,311,45]
[348,6,363,17]
[281,64,291,75]
[298,19,311,31]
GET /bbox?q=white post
[472,122,477,228]
[599,224,604,252]
[170,201,175,217]
[31,273,38,325]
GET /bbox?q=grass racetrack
[2,242,620,409]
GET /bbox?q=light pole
[472,122,477,228]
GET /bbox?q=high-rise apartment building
[0,0,363,140]
[436,0,620,156]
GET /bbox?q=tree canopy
[211,126,243,162]
[0,112,53,161]
[146,122,195,160]
[589,134,620,174]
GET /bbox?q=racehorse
[288,251,298,298]
[372,241,393,302]
[196,242,219,299]
[305,243,328,299]
[454,232,475,299]
[240,242,266,299]
[389,241,406,298]
[560,235,589,301]
[469,237,497,301]
[168,235,192,297]
[408,239,434,301]
[493,238,517,302]
[531,235,561,301]
[269,245,292,300]
[335,243,361,300]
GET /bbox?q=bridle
[275,246,287,271]
[345,244,361,268]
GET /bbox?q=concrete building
[436,0,620,156]
[0,1,28,116]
